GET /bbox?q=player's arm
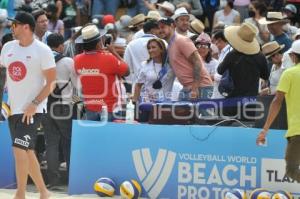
[256,91,285,145]
[188,51,202,99]
[22,67,56,124]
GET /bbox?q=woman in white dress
[133,38,175,103]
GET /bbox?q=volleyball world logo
[132,148,176,198]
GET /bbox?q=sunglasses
[11,21,24,28]
[196,44,209,49]
[269,52,280,60]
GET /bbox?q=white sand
[0,189,124,199]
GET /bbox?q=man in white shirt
[124,20,160,91]
[211,30,231,98]
[32,9,52,44]
[43,33,77,190]
[173,7,195,37]
[2,11,56,199]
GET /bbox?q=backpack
[218,54,244,97]
[218,70,234,97]
[47,54,70,111]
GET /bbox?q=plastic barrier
[0,121,16,189]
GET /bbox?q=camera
[104,34,113,46]
[152,79,162,89]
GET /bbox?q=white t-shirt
[55,55,77,103]
[124,34,157,84]
[282,50,294,69]
[0,39,55,114]
[214,9,240,26]
[204,58,218,77]
[132,29,145,40]
[136,60,175,102]
[171,78,183,101]
[34,31,52,44]
[218,44,231,63]
[269,65,285,95]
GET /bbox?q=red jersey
[74,50,128,112]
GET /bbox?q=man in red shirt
[74,24,129,121]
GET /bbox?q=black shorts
[8,113,44,150]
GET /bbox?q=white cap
[290,40,300,54]
[293,28,300,40]
[104,23,115,31]
[116,15,132,30]
[172,7,189,20]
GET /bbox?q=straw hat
[76,24,107,44]
[259,12,289,25]
[262,41,285,58]
[157,1,175,14]
[189,19,205,34]
[128,14,145,28]
[145,10,161,21]
[224,22,260,55]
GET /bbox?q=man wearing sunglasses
[1,11,56,199]
[260,41,285,96]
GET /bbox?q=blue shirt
[274,33,292,53]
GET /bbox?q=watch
[31,99,40,106]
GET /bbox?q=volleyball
[271,190,293,199]
[0,102,11,121]
[249,188,271,199]
[225,189,247,199]
[93,177,116,197]
[119,179,141,199]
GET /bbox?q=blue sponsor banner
[69,121,300,198]
[0,121,16,189]
[2,92,8,103]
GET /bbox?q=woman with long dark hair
[195,32,218,81]
[46,3,64,36]
[133,38,175,103]
[244,0,269,45]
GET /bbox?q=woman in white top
[46,3,64,36]
[194,32,218,81]
[133,38,175,103]
[213,0,240,28]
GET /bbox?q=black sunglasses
[11,20,24,28]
